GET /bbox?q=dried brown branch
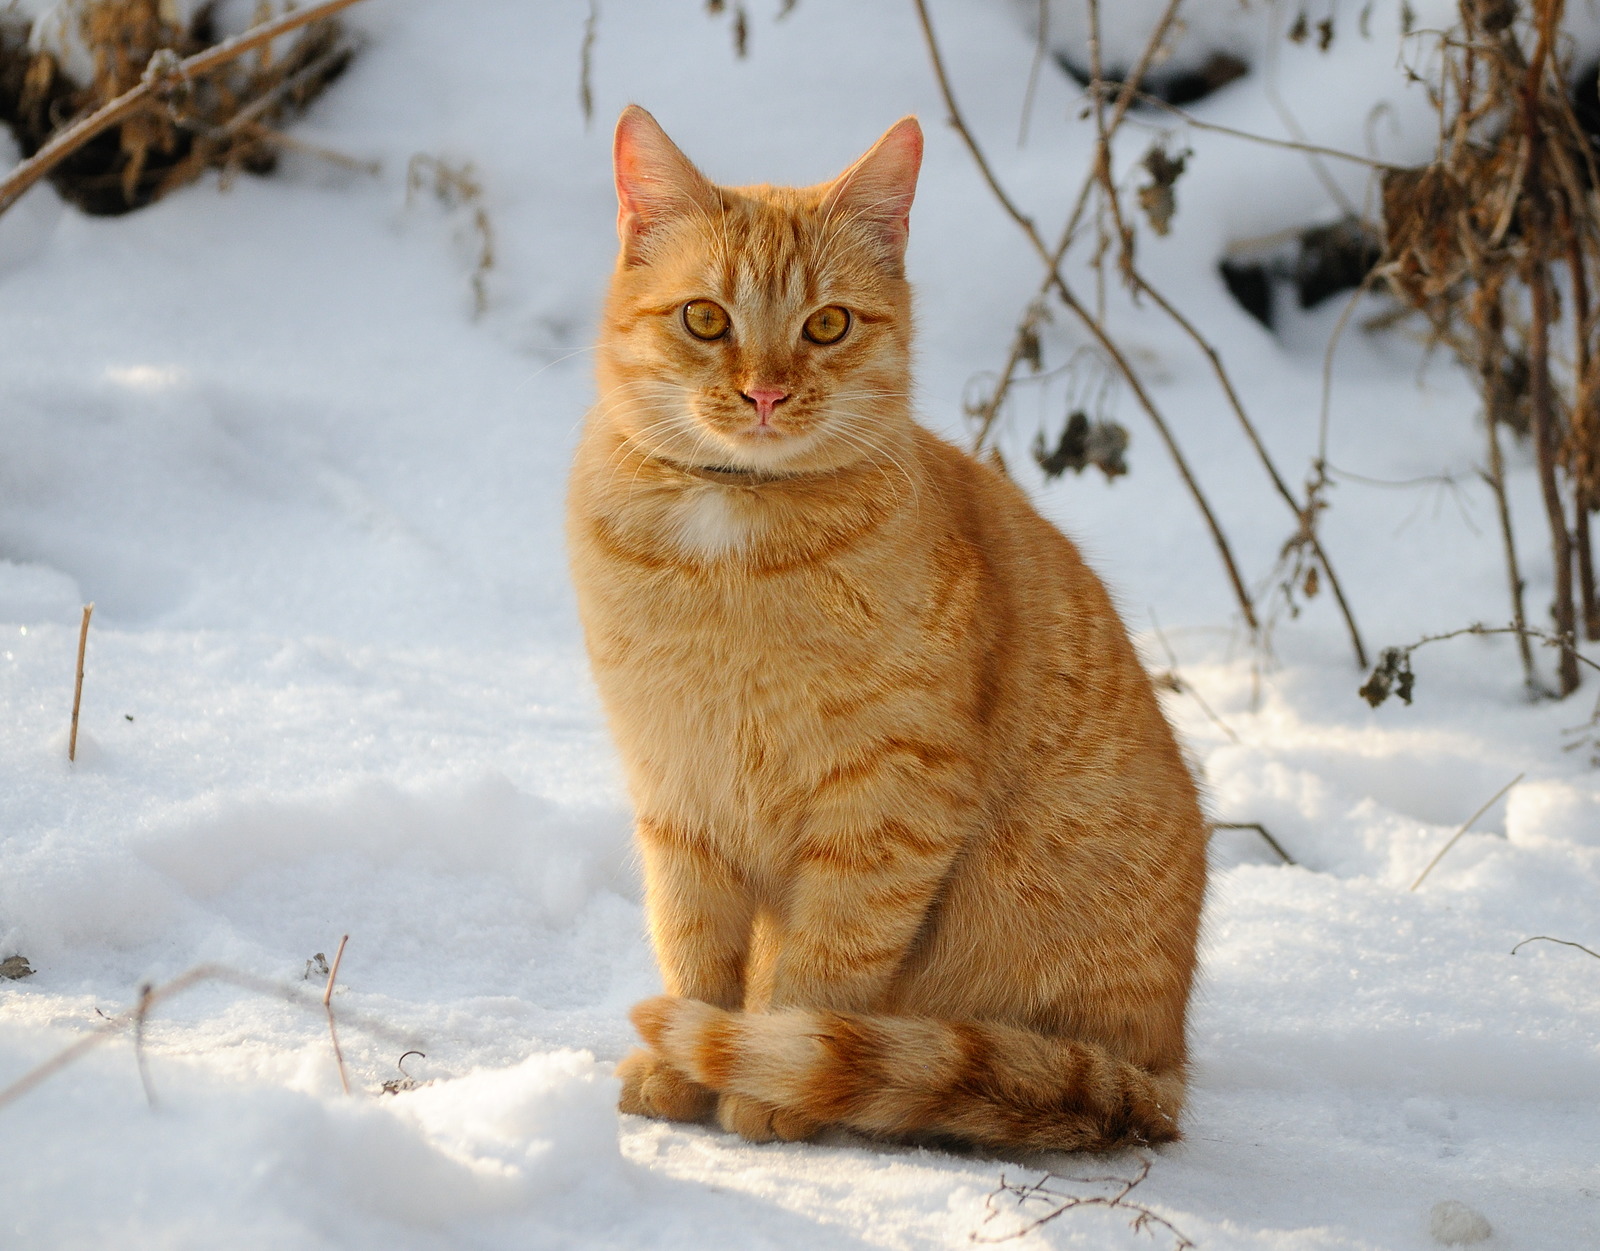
[1409,771,1523,890]
[1115,88,1398,168]
[1510,934,1600,959]
[69,602,93,763]
[323,933,350,1096]
[0,0,372,218]
[971,1158,1195,1247]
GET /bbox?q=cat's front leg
[623,815,755,1122]
[766,744,977,1014]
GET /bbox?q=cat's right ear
[613,105,718,265]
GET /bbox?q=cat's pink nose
[742,388,789,424]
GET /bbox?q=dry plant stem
[0,963,415,1115]
[1510,935,1600,959]
[1053,279,1260,630]
[1211,822,1296,865]
[1398,622,1600,677]
[580,0,599,125]
[910,0,1258,630]
[69,602,93,763]
[1132,277,1368,667]
[1567,223,1600,639]
[1409,772,1524,891]
[0,0,373,217]
[1476,312,1538,690]
[1121,90,1395,168]
[323,933,351,1095]
[1521,0,1578,694]
[1528,269,1580,694]
[1017,0,1048,147]
[1149,611,1241,743]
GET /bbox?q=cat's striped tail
[630,995,1185,1152]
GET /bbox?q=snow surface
[2,1,1598,1247]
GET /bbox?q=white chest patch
[675,489,748,557]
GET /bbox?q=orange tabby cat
[566,105,1208,1152]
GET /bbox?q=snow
[1,0,1597,1247]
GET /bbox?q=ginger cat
[567,105,1208,1153]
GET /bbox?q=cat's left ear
[822,117,923,264]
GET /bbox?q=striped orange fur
[567,105,1208,1154]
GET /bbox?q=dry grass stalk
[68,601,93,763]
[1409,771,1524,890]
[0,0,367,218]
[322,932,350,1095]
[1211,821,1296,865]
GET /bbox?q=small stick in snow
[69,602,94,763]
[1211,822,1296,866]
[134,981,157,1109]
[323,934,351,1095]
[1409,773,1525,892]
[1510,935,1600,961]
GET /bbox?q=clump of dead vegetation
[0,0,358,215]
[1378,0,1600,696]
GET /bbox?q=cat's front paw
[616,1047,716,1123]
[716,1091,820,1144]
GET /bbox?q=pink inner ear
[612,105,712,250]
[828,117,924,247]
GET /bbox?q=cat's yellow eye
[682,300,731,341]
[803,305,851,345]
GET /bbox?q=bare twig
[1148,610,1240,742]
[69,602,93,763]
[1131,275,1368,667]
[323,933,350,1096]
[1017,0,1048,147]
[1510,934,1600,959]
[0,962,415,1115]
[1211,822,1296,865]
[0,0,373,217]
[1409,772,1524,891]
[1116,89,1398,168]
[972,1158,1194,1247]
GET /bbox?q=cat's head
[598,105,922,476]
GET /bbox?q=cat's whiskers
[814,410,921,505]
